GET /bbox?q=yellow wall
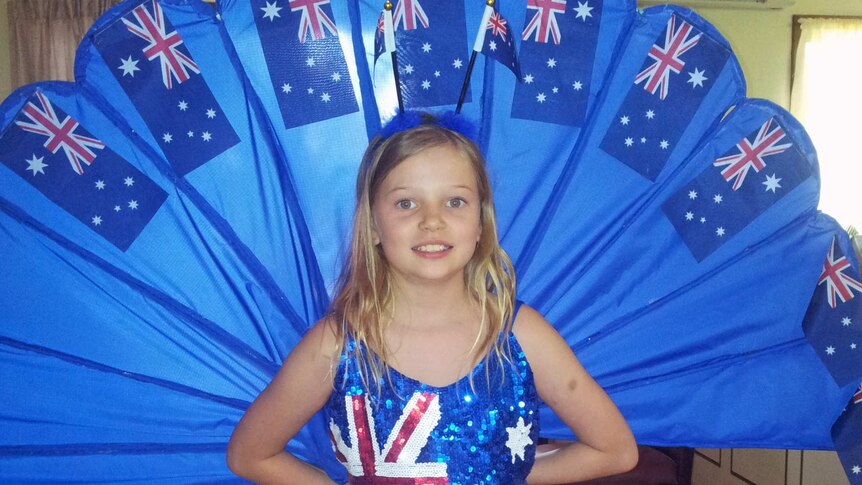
[0,1,10,101]
[655,0,862,109]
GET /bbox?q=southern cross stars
[118,56,140,77]
[452,58,463,69]
[206,108,217,119]
[162,132,173,143]
[25,154,47,176]
[843,316,852,326]
[178,100,188,111]
[282,83,292,94]
[95,180,106,190]
[826,346,836,356]
[124,176,135,187]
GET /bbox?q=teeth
[415,244,449,252]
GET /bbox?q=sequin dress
[324,328,540,485]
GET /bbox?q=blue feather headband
[378,110,479,144]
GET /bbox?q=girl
[226,112,638,484]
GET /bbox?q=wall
[675,0,862,109]
[0,0,10,101]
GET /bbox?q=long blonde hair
[329,115,516,393]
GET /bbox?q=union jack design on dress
[122,0,200,90]
[854,384,862,404]
[818,238,862,309]
[15,91,106,175]
[329,392,448,484]
[521,0,566,44]
[289,0,337,43]
[487,11,509,40]
[634,15,702,101]
[713,118,792,191]
[393,0,429,31]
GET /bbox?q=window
[791,16,862,231]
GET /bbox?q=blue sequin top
[324,326,540,485]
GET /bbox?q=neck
[388,276,477,328]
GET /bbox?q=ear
[371,220,381,245]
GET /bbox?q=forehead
[379,143,478,191]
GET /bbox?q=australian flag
[661,117,812,261]
[511,0,602,126]
[802,237,862,386]
[600,14,730,180]
[251,0,358,128]
[832,385,862,483]
[91,0,239,176]
[393,0,469,108]
[479,9,520,78]
[0,90,167,251]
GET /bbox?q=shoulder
[287,316,343,373]
[511,304,567,354]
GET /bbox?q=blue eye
[397,199,416,209]
[447,198,465,208]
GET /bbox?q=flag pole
[456,0,495,114]
[384,1,404,113]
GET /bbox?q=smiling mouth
[413,244,452,253]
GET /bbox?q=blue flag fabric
[480,9,520,78]
[373,10,386,63]
[662,116,812,261]
[0,90,167,251]
[803,238,862,386]
[833,386,862,483]
[599,13,732,180]
[393,0,470,109]
[511,0,603,126]
[250,0,359,129]
[91,0,239,176]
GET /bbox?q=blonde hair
[329,116,516,394]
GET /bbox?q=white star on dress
[331,72,341,82]
[321,92,331,102]
[826,346,836,355]
[853,465,861,474]
[452,58,463,69]
[187,131,194,138]
[685,211,694,221]
[91,215,102,226]
[403,64,414,74]
[114,205,121,212]
[687,68,708,88]
[524,74,534,84]
[852,343,858,350]
[206,109,216,119]
[716,227,725,237]
[95,180,106,190]
[421,79,431,90]
[700,216,707,223]
[422,42,432,53]
[162,133,173,143]
[843,317,852,326]
[25,154,47,176]
[552,87,559,93]
[282,83,292,94]
[505,417,533,464]
[620,115,630,125]
[118,56,140,77]
[763,173,782,193]
[645,109,655,119]
[261,1,282,21]
[434,70,441,77]
[688,190,698,200]
[546,58,557,68]
[124,176,135,187]
[307,87,314,94]
[306,57,316,67]
[659,139,669,150]
[573,1,593,21]
[536,92,547,103]
[713,194,723,204]
[178,100,188,111]
[201,131,212,142]
[572,81,583,90]
[625,137,634,147]
[128,200,138,210]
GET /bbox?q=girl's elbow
[225,439,253,478]
[616,441,639,474]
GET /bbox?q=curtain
[7,0,117,90]
[790,18,862,231]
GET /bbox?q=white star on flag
[763,173,782,193]
[261,1,282,21]
[118,56,140,77]
[25,154,48,176]
[573,1,593,21]
[687,67,707,88]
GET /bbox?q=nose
[419,206,445,231]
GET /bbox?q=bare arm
[514,306,638,484]
[226,319,340,484]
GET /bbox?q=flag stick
[457,0,495,114]
[384,1,404,113]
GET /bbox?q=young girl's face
[371,142,482,287]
